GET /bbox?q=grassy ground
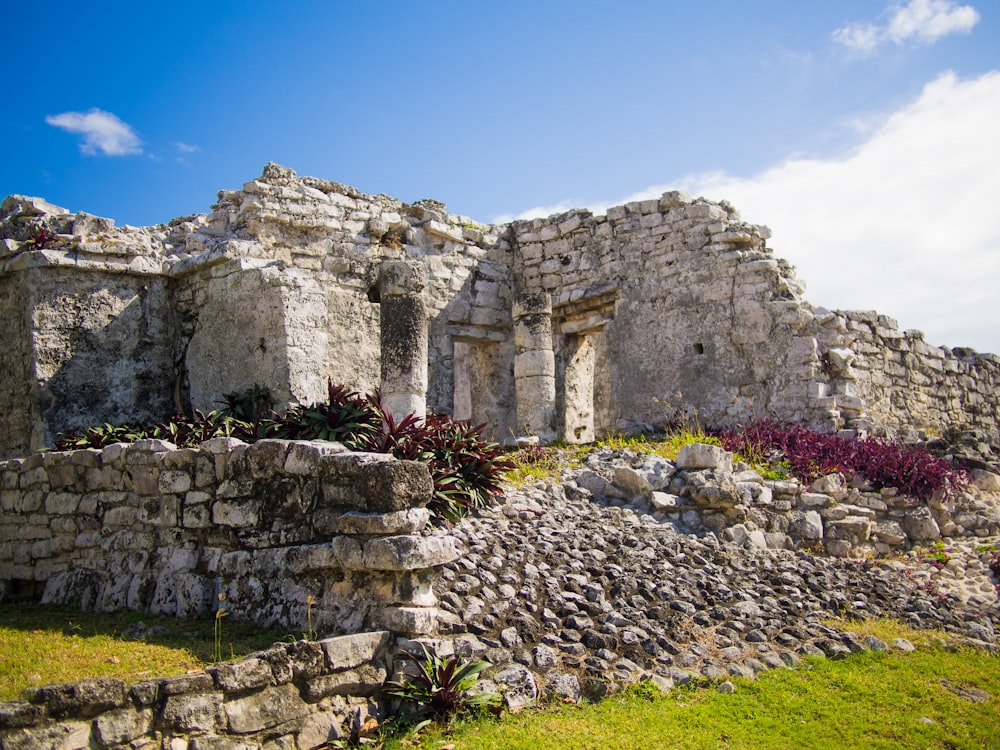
[392,640,1000,750]
[0,602,292,700]
[1,603,997,750]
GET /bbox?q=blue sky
[3,0,998,353]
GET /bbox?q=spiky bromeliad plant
[384,644,499,727]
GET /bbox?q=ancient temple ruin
[1,162,997,459]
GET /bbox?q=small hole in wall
[367,285,381,304]
[693,343,705,355]
[561,256,571,266]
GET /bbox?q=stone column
[513,291,556,441]
[379,261,428,421]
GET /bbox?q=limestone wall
[811,309,1000,437]
[507,194,828,436]
[0,631,394,749]
[0,261,176,457]
[2,164,998,458]
[0,273,35,459]
[0,439,456,637]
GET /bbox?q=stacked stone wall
[2,165,998,457]
[813,310,1000,437]
[0,439,456,637]
[510,193,828,436]
[0,631,395,749]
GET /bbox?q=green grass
[392,641,1000,749]
[502,430,721,488]
[0,602,292,700]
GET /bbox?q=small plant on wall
[384,643,499,729]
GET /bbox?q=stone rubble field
[424,447,1000,706]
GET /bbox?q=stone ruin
[1,162,998,458]
[1,164,999,748]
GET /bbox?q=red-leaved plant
[713,418,968,502]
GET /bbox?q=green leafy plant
[272,380,381,447]
[217,384,274,424]
[384,644,499,726]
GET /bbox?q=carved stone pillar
[513,291,556,441]
[378,261,428,421]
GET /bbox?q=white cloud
[174,142,199,154]
[493,200,580,224]
[496,70,1000,354]
[834,0,980,55]
[676,70,1000,354]
[45,108,142,156]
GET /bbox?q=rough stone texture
[4,164,997,459]
[0,632,393,749]
[428,450,1000,703]
[0,441,448,636]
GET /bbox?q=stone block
[284,440,348,474]
[356,460,433,513]
[210,656,275,692]
[361,535,459,571]
[612,467,653,499]
[222,683,309,734]
[320,631,392,671]
[247,439,294,478]
[304,665,387,701]
[0,701,46,730]
[901,507,940,541]
[676,444,733,472]
[161,692,223,732]
[335,508,430,536]
[27,677,127,718]
[44,493,79,515]
[212,499,261,527]
[0,720,90,750]
[790,510,823,540]
[92,707,154,746]
[158,469,191,494]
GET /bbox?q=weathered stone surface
[210,657,275,692]
[902,507,941,541]
[361,535,459,571]
[335,508,430,536]
[161,692,223,731]
[92,706,154,746]
[222,683,308,734]
[321,632,392,671]
[27,678,127,718]
[493,664,539,709]
[676,444,733,472]
[0,720,90,750]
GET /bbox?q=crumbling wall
[0,632,394,749]
[0,439,456,637]
[2,165,998,457]
[813,310,1000,437]
[510,193,830,436]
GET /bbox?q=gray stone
[901,507,941,541]
[223,683,309,734]
[493,664,539,709]
[676,444,733,472]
